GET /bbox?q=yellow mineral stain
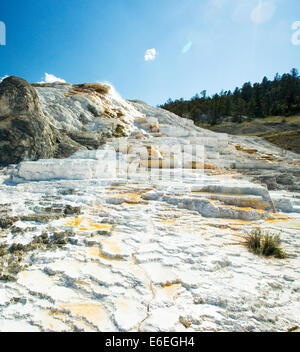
[235,206,265,213]
[75,280,89,286]
[53,311,67,319]
[266,213,290,224]
[266,219,288,224]
[122,192,144,204]
[160,218,177,226]
[88,247,122,261]
[160,283,181,299]
[59,303,107,327]
[89,223,112,231]
[204,163,217,170]
[272,213,290,219]
[64,217,112,232]
[64,217,84,227]
[88,247,101,257]
[101,239,121,254]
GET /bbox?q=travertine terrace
[0,82,299,332]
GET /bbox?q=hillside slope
[199,115,300,155]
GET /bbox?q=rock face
[0,76,58,165]
[0,77,89,165]
[0,76,144,166]
[0,77,109,165]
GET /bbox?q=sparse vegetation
[189,115,300,154]
[241,228,287,259]
[113,124,127,138]
[73,83,111,95]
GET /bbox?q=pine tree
[160,68,300,123]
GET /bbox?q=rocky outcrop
[0,76,56,165]
[0,76,144,166]
[0,76,92,165]
[65,131,104,150]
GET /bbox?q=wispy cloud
[144,48,158,62]
[39,73,66,84]
[250,1,276,24]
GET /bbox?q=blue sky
[0,0,299,105]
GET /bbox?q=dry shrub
[73,83,111,95]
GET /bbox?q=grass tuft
[242,228,287,259]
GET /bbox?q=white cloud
[0,75,8,83]
[144,48,157,61]
[39,73,66,84]
[250,1,276,24]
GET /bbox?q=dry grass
[73,83,111,95]
[199,115,300,154]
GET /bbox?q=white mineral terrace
[0,97,300,332]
